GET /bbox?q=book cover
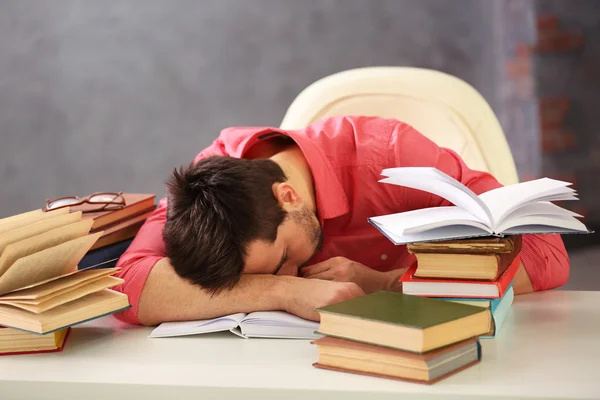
[316,291,487,329]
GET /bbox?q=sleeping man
[112,115,569,325]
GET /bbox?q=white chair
[280,67,519,186]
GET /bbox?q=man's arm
[113,199,363,325]
[137,258,363,325]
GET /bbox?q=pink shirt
[114,116,570,325]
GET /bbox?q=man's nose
[276,263,299,277]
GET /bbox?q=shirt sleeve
[112,138,228,325]
[389,122,570,291]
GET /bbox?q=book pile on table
[366,167,590,340]
[401,236,520,338]
[312,291,490,384]
[0,208,130,356]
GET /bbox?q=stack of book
[402,236,520,338]
[367,167,590,338]
[74,193,156,270]
[0,208,130,355]
[312,291,490,384]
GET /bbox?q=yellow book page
[0,211,83,255]
[0,219,94,278]
[0,209,42,225]
[0,232,102,295]
[0,208,70,234]
[54,328,69,347]
[0,268,118,301]
[2,276,124,313]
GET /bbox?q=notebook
[150,311,321,339]
[316,291,490,353]
[368,167,590,244]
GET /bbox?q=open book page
[236,311,321,339]
[0,232,102,295]
[0,276,123,314]
[0,268,119,300]
[0,219,94,277]
[149,313,247,338]
[0,212,83,255]
[380,168,491,225]
[0,209,42,225]
[0,208,70,235]
[369,206,492,236]
[478,178,575,228]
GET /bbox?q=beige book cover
[0,219,93,277]
[0,211,83,254]
[0,208,70,234]
[0,268,118,301]
[0,232,102,295]
[0,276,124,314]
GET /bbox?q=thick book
[89,210,151,250]
[411,236,522,281]
[150,311,321,339]
[407,235,519,254]
[0,208,130,334]
[368,167,590,244]
[0,326,70,356]
[312,336,481,384]
[315,291,490,353]
[71,193,156,231]
[439,285,514,338]
[78,239,133,270]
[401,256,520,298]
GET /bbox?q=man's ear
[272,182,302,210]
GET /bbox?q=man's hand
[279,276,365,321]
[300,256,405,294]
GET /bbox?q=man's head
[163,156,322,293]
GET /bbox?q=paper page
[479,178,573,227]
[496,214,589,234]
[0,208,70,235]
[502,202,582,221]
[0,212,83,255]
[0,219,94,278]
[380,167,491,224]
[0,276,123,314]
[0,209,42,226]
[0,268,118,300]
[368,206,490,236]
[0,232,102,295]
[370,221,491,245]
[149,313,247,338]
[243,311,320,327]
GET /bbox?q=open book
[368,167,590,244]
[0,208,130,334]
[149,311,321,339]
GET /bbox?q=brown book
[407,235,520,254]
[70,193,156,231]
[312,336,481,384]
[90,210,153,250]
[411,236,522,281]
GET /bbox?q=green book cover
[317,291,487,329]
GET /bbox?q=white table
[2,291,600,400]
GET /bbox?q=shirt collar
[219,126,350,225]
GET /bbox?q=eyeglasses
[45,192,126,213]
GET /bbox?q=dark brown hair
[163,156,287,293]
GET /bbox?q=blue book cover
[78,239,133,270]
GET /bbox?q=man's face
[244,206,323,277]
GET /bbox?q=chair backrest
[280,67,519,186]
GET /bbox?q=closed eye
[274,249,288,275]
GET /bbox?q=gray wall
[1,0,505,218]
